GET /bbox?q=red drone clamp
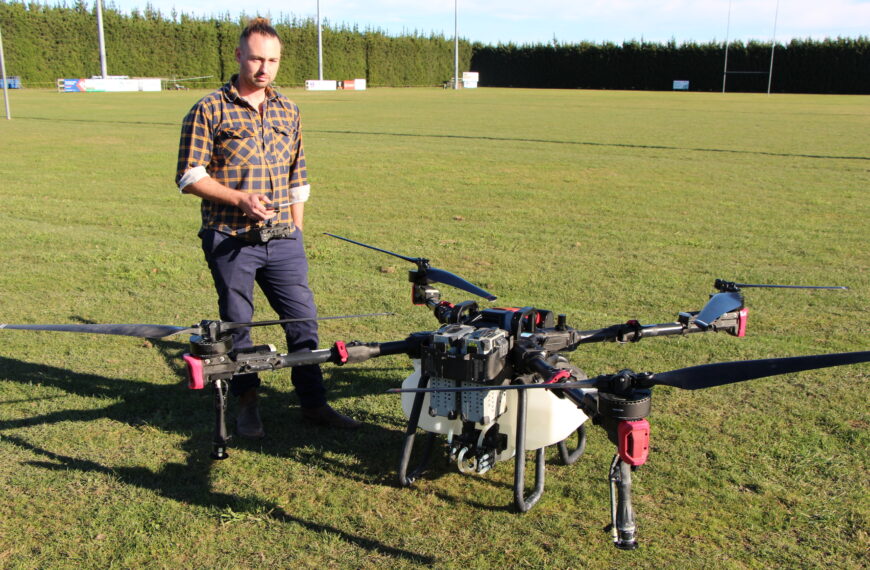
[183,354,205,390]
[334,341,349,364]
[617,419,650,466]
[545,369,572,384]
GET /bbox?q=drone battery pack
[421,325,512,423]
[183,354,205,390]
[618,419,650,466]
[422,325,510,385]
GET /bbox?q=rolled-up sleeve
[175,103,214,189]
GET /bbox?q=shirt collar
[222,74,278,105]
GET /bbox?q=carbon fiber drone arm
[277,336,425,367]
[185,334,427,389]
[568,309,745,348]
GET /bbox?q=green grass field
[0,87,868,568]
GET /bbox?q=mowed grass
[0,87,868,567]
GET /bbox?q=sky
[97,0,868,46]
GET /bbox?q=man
[175,18,360,437]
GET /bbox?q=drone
[2,233,867,550]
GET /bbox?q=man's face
[235,33,282,93]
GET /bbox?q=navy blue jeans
[200,229,327,408]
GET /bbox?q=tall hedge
[0,1,866,93]
[0,1,471,87]
[471,38,870,94]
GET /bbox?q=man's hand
[182,176,276,222]
[237,193,276,222]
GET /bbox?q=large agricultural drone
[2,234,867,550]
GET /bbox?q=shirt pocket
[271,122,298,164]
[216,126,261,166]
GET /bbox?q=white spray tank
[401,359,588,461]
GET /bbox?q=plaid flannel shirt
[175,75,309,236]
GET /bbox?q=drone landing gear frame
[609,456,638,550]
[397,372,586,514]
[212,378,231,460]
[514,388,546,512]
[398,372,437,486]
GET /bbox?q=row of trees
[1,1,867,93]
[472,38,869,93]
[0,1,472,88]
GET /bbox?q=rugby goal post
[722,0,780,94]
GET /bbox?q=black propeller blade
[389,351,869,395]
[647,351,870,390]
[425,267,498,301]
[693,291,743,329]
[715,279,848,292]
[695,280,848,329]
[0,323,195,339]
[0,313,393,340]
[217,312,394,333]
[387,380,595,394]
[325,233,497,301]
[324,233,422,265]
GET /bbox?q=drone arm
[272,336,424,369]
[236,334,427,374]
[187,334,427,389]
[276,348,336,368]
[520,352,575,385]
[570,310,745,348]
[339,338,424,363]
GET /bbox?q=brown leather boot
[302,404,362,429]
[236,388,265,439]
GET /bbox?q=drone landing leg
[211,378,230,460]
[514,388,546,512]
[557,424,588,465]
[609,455,638,550]
[398,374,435,486]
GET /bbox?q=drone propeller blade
[219,312,394,332]
[325,232,497,301]
[0,313,393,340]
[0,323,195,339]
[390,351,870,395]
[324,233,422,264]
[387,380,594,394]
[426,267,497,301]
[694,291,743,329]
[716,279,848,291]
[650,351,870,391]
[736,284,848,290]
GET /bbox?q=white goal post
[722,0,780,94]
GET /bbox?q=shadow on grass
[16,116,869,161]
[0,331,586,510]
[0,353,439,563]
[18,115,179,128]
[4,434,434,564]
[308,128,870,162]
[0,346,430,482]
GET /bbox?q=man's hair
[239,17,281,45]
